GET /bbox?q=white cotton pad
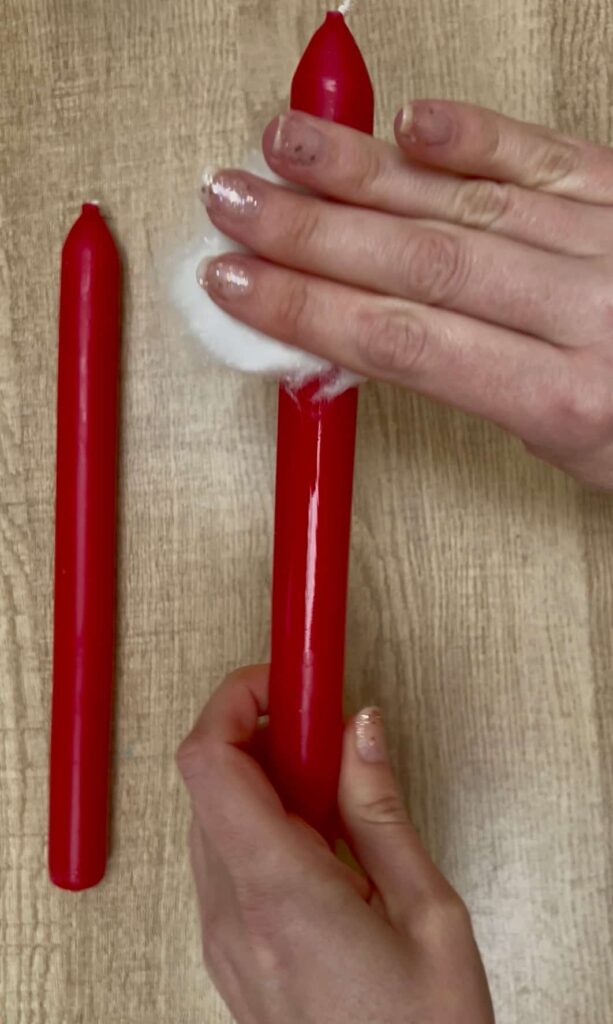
[170,150,362,398]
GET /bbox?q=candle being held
[267,9,374,838]
[171,6,374,841]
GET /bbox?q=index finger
[185,663,269,751]
[176,665,290,870]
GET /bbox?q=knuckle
[355,305,429,380]
[547,362,613,450]
[176,735,205,782]
[276,276,311,336]
[176,734,219,783]
[481,117,503,163]
[287,202,321,252]
[234,876,297,974]
[411,889,473,947]
[454,179,513,230]
[346,144,381,195]
[358,792,409,827]
[403,230,469,305]
[528,134,581,189]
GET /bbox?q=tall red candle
[268,12,374,838]
[49,204,122,890]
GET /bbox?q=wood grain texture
[1,0,613,1021]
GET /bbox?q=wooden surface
[2,1,613,1021]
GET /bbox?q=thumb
[338,708,452,927]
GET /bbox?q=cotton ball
[170,151,362,397]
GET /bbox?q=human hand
[199,101,613,489]
[177,666,495,1024]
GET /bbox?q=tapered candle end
[82,201,102,216]
[291,8,374,132]
[63,202,119,265]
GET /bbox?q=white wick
[338,0,353,14]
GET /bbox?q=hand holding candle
[177,665,496,1024]
[189,10,374,839]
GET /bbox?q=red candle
[49,203,122,890]
[268,12,374,838]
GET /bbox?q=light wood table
[2,1,612,1021]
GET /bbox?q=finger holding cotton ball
[170,148,362,397]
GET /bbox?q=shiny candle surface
[268,12,374,839]
[49,204,122,890]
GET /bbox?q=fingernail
[199,165,219,195]
[200,170,262,217]
[400,102,454,146]
[197,257,254,299]
[196,257,210,288]
[355,708,387,764]
[272,113,325,166]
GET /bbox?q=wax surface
[290,12,374,133]
[49,204,122,890]
[267,12,374,838]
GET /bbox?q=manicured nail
[196,257,210,288]
[272,113,325,166]
[197,257,253,299]
[355,708,387,764]
[200,170,261,217]
[400,102,454,146]
[199,165,219,195]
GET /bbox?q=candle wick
[337,0,353,15]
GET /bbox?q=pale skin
[199,100,613,489]
[177,666,495,1024]
[182,102,613,1019]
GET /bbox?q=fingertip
[348,707,389,766]
[338,707,397,820]
[395,99,457,152]
[393,104,412,140]
[224,663,270,688]
[217,662,270,720]
[262,115,282,163]
[340,710,362,769]
[180,663,270,763]
[175,727,215,785]
[202,254,256,304]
